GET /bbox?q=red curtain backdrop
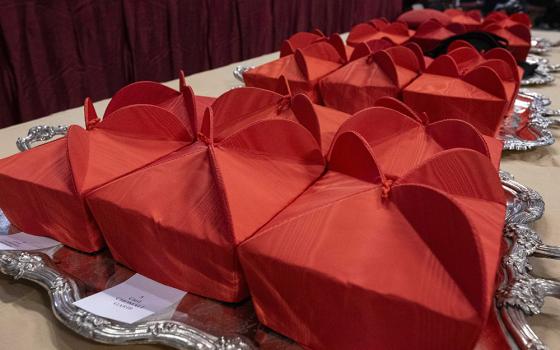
[0,0,402,128]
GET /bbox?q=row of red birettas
[0,9,529,350]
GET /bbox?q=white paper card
[0,232,61,251]
[73,274,187,324]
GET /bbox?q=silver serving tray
[521,69,555,87]
[235,57,560,87]
[522,55,560,87]
[500,91,558,151]
[3,84,559,349]
[0,164,557,349]
[530,37,560,54]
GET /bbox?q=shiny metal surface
[233,66,253,83]
[16,125,68,151]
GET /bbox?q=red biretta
[444,9,482,31]
[239,105,505,350]
[411,18,466,52]
[481,22,531,63]
[243,34,350,103]
[319,45,422,114]
[0,75,211,252]
[402,54,510,137]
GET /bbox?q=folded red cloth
[411,18,466,52]
[0,76,210,252]
[402,54,510,137]
[406,41,434,68]
[244,34,349,103]
[239,106,505,350]
[348,38,397,61]
[397,9,452,29]
[444,9,482,31]
[446,44,520,113]
[85,87,326,302]
[371,97,503,169]
[279,30,354,62]
[347,21,413,47]
[484,11,532,28]
[481,22,531,63]
[319,46,422,114]
[368,17,391,29]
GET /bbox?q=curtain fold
[0,0,402,128]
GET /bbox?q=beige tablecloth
[0,30,559,349]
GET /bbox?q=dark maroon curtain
[0,0,402,128]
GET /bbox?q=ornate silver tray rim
[16,125,68,152]
[521,69,555,87]
[2,85,559,349]
[496,171,559,350]
[522,55,560,87]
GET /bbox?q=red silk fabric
[410,18,467,52]
[85,88,334,302]
[397,9,452,29]
[484,11,532,29]
[319,45,422,114]
[239,107,506,349]
[0,10,523,347]
[0,77,212,252]
[481,22,531,63]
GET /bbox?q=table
[0,30,559,350]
